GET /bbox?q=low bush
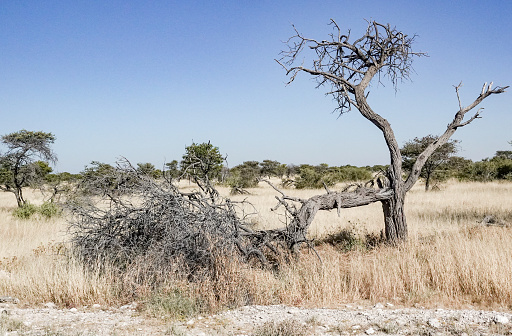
[38,201,62,219]
[12,202,38,219]
[12,201,62,220]
[145,289,200,320]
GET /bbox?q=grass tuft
[253,319,309,336]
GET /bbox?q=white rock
[44,302,56,309]
[92,304,101,309]
[352,325,361,329]
[186,318,195,325]
[493,315,509,324]
[365,327,376,334]
[428,318,441,328]
[386,303,394,307]
[119,304,131,310]
[374,303,384,309]
[70,308,78,313]
[0,270,10,280]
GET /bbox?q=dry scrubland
[1,180,512,315]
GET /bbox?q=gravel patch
[1,302,512,335]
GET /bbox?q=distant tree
[443,156,473,180]
[43,171,81,203]
[334,165,373,182]
[275,163,288,179]
[0,130,56,207]
[164,160,181,180]
[260,160,281,178]
[295,164,337,189]
[181,142,224,195]
[401,135,459,191]
[285,164,299,178]
[227,161,261,191]
[136,162,161,179]
[494,151,512,160]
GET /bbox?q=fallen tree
[67,158,311,278]
[276,19,508,242]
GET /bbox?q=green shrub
[295,166,337,189]
[334,166,373,182]
[145,289,200,320]
[12,201,62,220]
[12,202,38,219]
[39,201,62,219]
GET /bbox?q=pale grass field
[1,180,512,310]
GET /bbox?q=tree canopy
[0,130,57,207]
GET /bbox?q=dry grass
[1,180,512,312]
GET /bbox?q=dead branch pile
[66,159,292,280]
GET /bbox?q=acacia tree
[402,135,458,191]
[0,130,57,207]
[276,20,508,242]
[181,142,224,196]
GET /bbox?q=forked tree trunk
[13,188,25,207]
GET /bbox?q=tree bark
[13,189,25,207]
[425,171,431,191]
[382,190,407,242]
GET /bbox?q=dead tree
[277,20,508,242]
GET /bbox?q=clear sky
[1,1,511,173]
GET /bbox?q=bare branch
[404,83,508,191]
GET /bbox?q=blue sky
[1,1,511,173]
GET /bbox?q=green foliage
[227,161,261,190]
[45,171,81,184]
[146,289,200,320]
[401,135,459,190]
[39,201,63,219]
[79,161,130,195]
[495,150,512,160]
[0,130,57,207]
[12,202,38,219]
[136,162,161,179]
[164,160,181,180]
[333,165,373,182]
[181,142,224,182]
[455,156,512,181]
[295,165,336,189]
[260,160,285,178]
[294,164,372,189]
[12,201,62,220]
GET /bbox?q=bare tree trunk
[425,172,431,191]
[382,191,407,242]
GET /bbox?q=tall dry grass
[1,180,512,312]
